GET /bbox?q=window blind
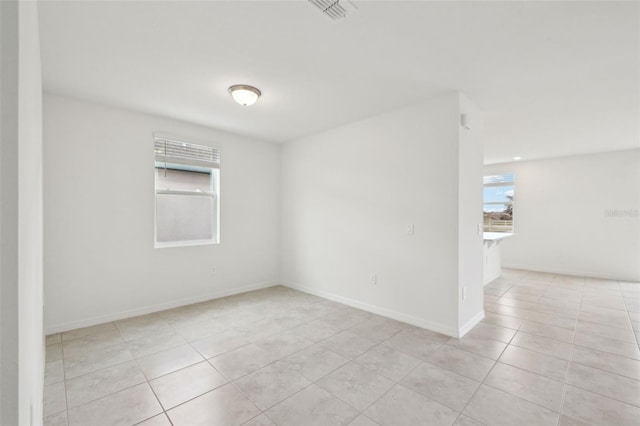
[483,173,513,185]
[154,136,220,169]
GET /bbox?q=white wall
[281,93,484,337]
[1,1,45,424]
[457,95,485,331]
[0,3,21,424]
[485,149,640,281]
[44,94,281,333]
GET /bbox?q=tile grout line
[228,317,382,411]
[55,291,325,425]
[229,326,410,424]
[162,290,329,422]
[153,298,371,421]
[557,280,640,411]
[452,293,523,425]
[555,279,585,426]
[220,313,381,423]
[468,275,585,419]
[46,276,639,426]
[131,353,170,426]
[316,335,432,425]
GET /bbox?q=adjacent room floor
[43,269,640,426]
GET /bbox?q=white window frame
[153,134,220,248]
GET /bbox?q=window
[154,135,220,247]
[483,173,514,232]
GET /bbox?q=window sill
[154,239,219,249]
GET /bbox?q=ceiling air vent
[309,0,357,21]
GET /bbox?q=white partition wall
[281,92,484,337]
[457,95,485,332]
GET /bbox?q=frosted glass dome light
[228,84,261,106]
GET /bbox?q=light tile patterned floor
[43,270,640,426]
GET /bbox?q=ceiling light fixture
[228,84,261,106]
[513,156,522,161]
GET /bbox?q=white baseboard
[283,281,464,338]
[458,310,485,338]
[502,263,639,282]
[44,281,279,335]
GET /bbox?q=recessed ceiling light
[513,156,522,161]
[228,84,261,106]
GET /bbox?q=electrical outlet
[407,224,415,235]
[211,266,217,274]
[370,273,377,285]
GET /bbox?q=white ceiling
[38,0,639,164]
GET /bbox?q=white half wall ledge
[44,280,279,335]
[283,281,483,338]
